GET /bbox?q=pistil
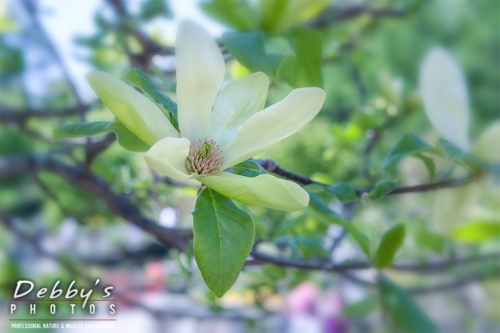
[186,139,224,176]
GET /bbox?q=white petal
[145,137,194,180]
[472,121,500,163]
[209,72,269,149]
[86,71,179,145]
[222,87,326,168]
[200,172,309,211]
[419,48,470,150]
[176,20,225,142]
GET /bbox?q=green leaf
[200,0,257,31]
[414,152,436,181]
[232,159,266,178]
[383,133,435,170]
[257,0,329,33]
[366,179,398,201]
[222,31,290,77]
[193,188,255,297]
[279,27,323,88]
[437,138,486,170]
[373,223,406,268]
[379,276,438,333]
[308,193,370,255]
[343,297,378,318]
[306,183,358,202]
[53,121,149,152]
[123,68,179,129]
[451,221,500,242]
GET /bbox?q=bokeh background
[0,0,499,332]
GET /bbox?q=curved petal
[145,137,195,180]
[222,87,326,168]
[86,71,179,146]
[419,48,470,150]
[209,72,269,149]
[176,20,225,142]
[200,172,309,211]
[472,121,500,163]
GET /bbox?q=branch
[257,159,475,197]
[310,4,409,28]
[249,246,500,275]
[0,104,92,124]
[250,248,370,272]
[0,154,192,250]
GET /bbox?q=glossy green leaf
[379,276,438,333]
[53,121,149,152]
[124,68,179,129]
[451,221,500,242]
[373,223,406,268]
[232,159,266,178]
[200,0,257,31]
[193,188,254,297]
[222,31,290,77]
[366,179,398,201]
[343,297,378,318]
[279,27,323,88]
[383,133,435,170]
[308,193,370,255]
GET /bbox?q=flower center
[186,139,224,176]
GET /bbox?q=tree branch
[0,154,192,250]
[310,4,409,28]
[0,104,92,124]
[257,159,475,197]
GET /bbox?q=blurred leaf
[305,183,358,202]
[383,133,435,170]
[373,223,406,268]
[200,0,257,30]
[279,27,323,88]
[193,188,254,298]
[414,152,436,181]
[258,0,329,33]
[123,68,179,129]
[0,42,23,76]
[379,276,438,333]
[366,179,398,201]
[232,159,266,178]
[437,138,486,170]
[222,31,290,77]
[53,121,150,152]
[343,297,378,318]
[308,193,370,255]
[262,263,286,280]
[451,221,500,242]
[414,224,446,254]
[139,0,172,20]
[275,235,329,259]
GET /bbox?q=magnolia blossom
[419,48,500,231]
[86,20,326,211]
[419,47,471,150]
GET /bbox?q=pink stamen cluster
[185,139,224,176]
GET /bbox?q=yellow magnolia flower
[86,20,326,211]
